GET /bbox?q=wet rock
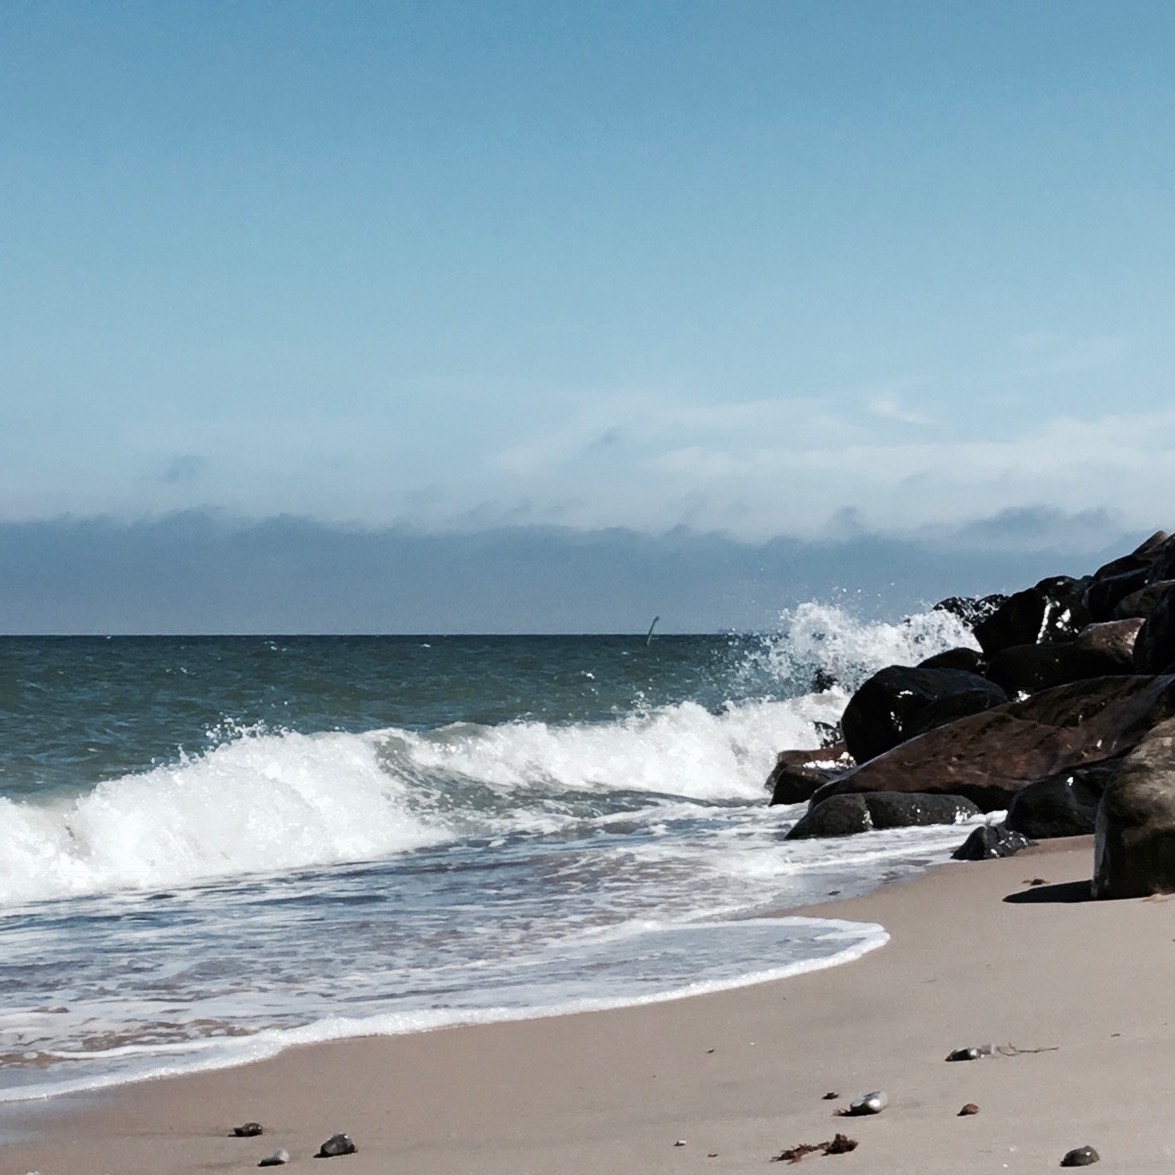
[1094,716,1175,899]
[258,1151,289,1167]
[1060,1145,1100,1166]
[767,746,853,806]
[951,824,1034,860]
[810,675,1175,813]
[786,792,980,840]
[233,1123,264,1137]
[958,1103,980,1115]
[917,646,985,673]
[316,1133,357,1158]
[840,666,1007,763]
[1112,579,1175,620]
[841,1090,887,1116]
[985,639,1135,697]
[1005,759,1122,839]
[973,581,1092,659]
[933,594,1008,630]
[1133,585,1175,672]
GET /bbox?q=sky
[3,1,1175,631]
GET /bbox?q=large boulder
[784,792,980,840]
[767,746,853,806]
[932,594,1008,630]
[985,622,1141,697]
[917,647,985,673]
[972,580,1092,659]
[840,667,1007,764]
[1005,758,1123,839]
[1113,579,1175,620]
[1093,717,1175,899]
[809,675,1175,812]
[1132,585,1175,673]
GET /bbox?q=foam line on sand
[7,837,1175,1173]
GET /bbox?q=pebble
[843,1090,888,1115]
[1060,1146,1100,1167]
[233,1122,264,1137]
[317,1133,358,1158]
[958,1103,980,1116]
[945,1044,995,1062]
[258,1150,290,1167]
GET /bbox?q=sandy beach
[5,836,1174,1174]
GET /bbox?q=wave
[0,605,973,908]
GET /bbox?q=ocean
[0,604,988,1104]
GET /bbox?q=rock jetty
[768,530,1175,897]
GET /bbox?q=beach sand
[6,836,1175,1174]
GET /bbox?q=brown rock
[810,675,1175,812]
[1093,716,1175,899]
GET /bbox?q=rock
[1083,566,1150,621]
[316,1134,357,1158]
[767,746,853,806]
[233,1123,264,1137]
[786,792,980,839]
[258,1151,289,1168]
[985,622,1142,697]
[1093,717,1175,899]
[917,646,985,673]
[1060,1145,1100,1166]
[840,666,1007,763]
[842,1090,888,1116]
[932,594,1008,630]
[1112,579,1175,620]
[1132,585,1175,672]
[1005,759,1122,839]
[958,1103,980,1116]
[973,582,1092,659]
[810,675,1175,813]
[951,825,1034,860]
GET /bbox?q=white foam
[0,730,446,906]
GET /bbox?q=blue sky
[2,2,1174,629]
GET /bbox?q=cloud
[0,509,1144,635]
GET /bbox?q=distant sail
[645,615,660,645]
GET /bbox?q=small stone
[674,1139,686,1147]
[821,1091,840,1100]
[1060,1146,1100,1167]
[258,1150,289,1167]
[958,1103,980,1116]
[233,1122,264,1137]
[841,1090,887,1115]
[946,1043,994,1061]
[317,1133,357,1158]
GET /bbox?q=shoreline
[8,835,1175,1173]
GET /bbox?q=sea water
[0,605,986,1102]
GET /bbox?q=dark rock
[1111,579,1175,621]
[233,1123,264,1137]
[1059,1145,1100,1166]
[1005,759,1123,839]
[316,1134,357,1158]
[933,594,1008,630]
[917,647,985,673]
[1084,567,1150,621]
[1075,618,1144,665]
[810,675,1175,813]
[841,666,1007,763]
[1144,533,1175,582]
[958,1103,980,1116]
[259,1151,289,1167]
[985,636,1135,698]
[767,746,852,806]
[786,792,980,839]
[1132,585,1175,673]
[972,584,1092,659]
[951,825,1034,860]
[1093,716,1175,899]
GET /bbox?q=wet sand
[6,836,1175,1173]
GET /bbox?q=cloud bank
[0,508,1143,634]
